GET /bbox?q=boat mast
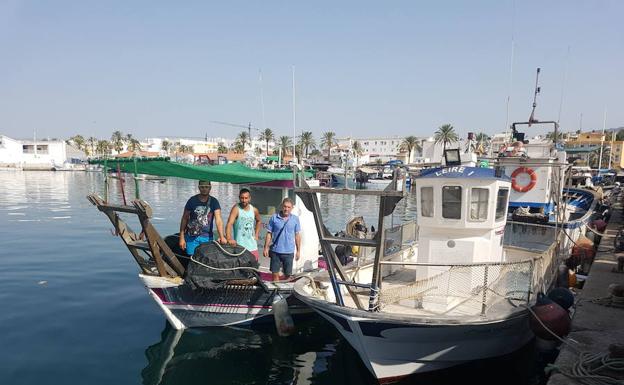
[292,65,297,165]
[599,108,607,170]
[504,0,516,145]
[528,68,541,126]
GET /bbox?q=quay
[547,195,624,384]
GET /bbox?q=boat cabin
[415,166,510,265]
[414,165,511,311]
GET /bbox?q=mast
[259,69,267,133]
[292,65,297,164]
[599,108,606,170]
[528,68,541,126]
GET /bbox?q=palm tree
[400,136,421,163]
[235,142,246,154]
[259,128,274,156]
[67,135,85,151]
[299,131,316,158]
[352,140,363,166]
[434,124,459,152]
[277,136,292,156]
[294,143,304,159]
[321,131,336,161]
[86,137,97,157]
[236,131,250,152]
[161,140,171,154]
[111,131,124,153]
[96,140,111,156]
[589,147,610,168]
[475,132,490,155]
[217,143,228,154]
[129,138,142,153]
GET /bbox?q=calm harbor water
[0,171,541,385]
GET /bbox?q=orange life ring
[511,167,537,192]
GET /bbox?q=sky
[1,0,622,141]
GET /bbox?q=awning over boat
[89,157,311,184]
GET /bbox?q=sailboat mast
[292,65,297,164]
[599,108,607,170]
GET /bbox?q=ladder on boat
[294,173,406,311]
[87,194,185,278]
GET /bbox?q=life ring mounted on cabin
[511,167,537,192]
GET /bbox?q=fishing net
[184,242,260,290]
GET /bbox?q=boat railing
[382,221,418,257]
[375,258,537,318]
[503,221,559,251]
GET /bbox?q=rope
[210,240,247,257]
[188,255,299,284]
[524,304,624,384]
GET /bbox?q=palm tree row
[65,123,492,162]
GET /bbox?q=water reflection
[141,319,376,385]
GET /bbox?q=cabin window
[470,188,489,221]
[442,186,462,219]
[420,187,433,217]
[496,188,509,221]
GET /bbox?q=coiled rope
[525,304,624,384]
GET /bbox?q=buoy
[272,293,295,337]
[570,236,595,265]
[568,270,577,288]
[548,288,575,310]
[591,219,607,233]
[529,293,571,340]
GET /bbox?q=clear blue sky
[1,0,622,141]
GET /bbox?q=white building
[336,136,407,163]
[144,136,267,155]
[0,135,86,170]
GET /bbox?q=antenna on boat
[259,68,267,133]
[504,0,516,146]
[557,47,570,125]
[292,65,297,165]
[528,67,541,126]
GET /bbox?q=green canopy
[266,156,280,162]
[90,157,310,184]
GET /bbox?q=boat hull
[295,293,533,382]
[140,274,311,329]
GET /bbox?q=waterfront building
[564,130,624,169]
[0,135,85,170]
[336,136,411,163]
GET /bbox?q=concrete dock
[547,196,624,384]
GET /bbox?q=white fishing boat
[292,149,589,382]
[88,158,321,330]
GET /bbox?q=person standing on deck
[225,188,262,260]
[263,197,301,281]
[179,180,226,255]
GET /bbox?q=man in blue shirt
[263,197,301,281]
[178,180,226,255]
